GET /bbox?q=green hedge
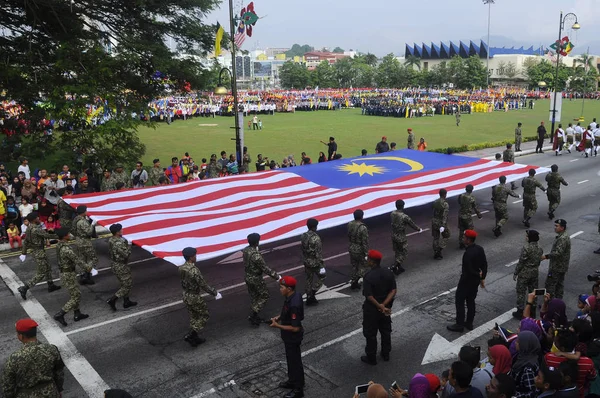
[430,134,548,154]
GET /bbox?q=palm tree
[364,53,378,67]
[575,53,594,71]
[404,55,421,70]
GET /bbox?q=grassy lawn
[139,99,600,166]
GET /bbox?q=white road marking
[513,200,523,204]
[570,159,579,162]
[578,180,589,184]
[189,380,236,398]
[0,259,109,397]
[570,231,584,239]
[301,287,457,357]
[505,260,518,267]
[479,210,490,215]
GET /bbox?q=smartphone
[391,381,399,391]
[474,345,481,358]
[355,384,370,394]
[535,288,546,296]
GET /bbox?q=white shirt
[19,203,33,218]
[20,223,28,236]
[575,125,584,134]
[590,121,598,130]
[556,128,566,140]
[17,164,30,179]
[566,127,575,136]
[593,128,600,138]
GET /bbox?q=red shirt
[544,353,597,398]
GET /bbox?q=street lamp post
[483,0,494,87]
[550,11,580,143]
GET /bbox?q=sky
[205,0,599,56]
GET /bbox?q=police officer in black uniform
[270,276,305,398]
[361,250,397,365]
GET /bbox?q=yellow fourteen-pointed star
[337,162,386,177]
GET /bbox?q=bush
[430,134,549,154]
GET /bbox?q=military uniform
[348,220,369,285]
[179,260,217,333]
[521,176,546,225]
[108,235,132,298]
[502,149,514,163]
[100,176,115,192]
[492,183,519,235]
[390,210,419,268]
[431,197,450,257]
[243,246,278,316]
[545,172,568,218]
[57,241,85,314]
[544,231,571,299]
[56,198,75,231]
[22,224,58,289]
[457,193,481,248]
[301,230,324,298]
[514,242,543,310]
[71,215,96,273]
[1,341,64,398]
[407,132,415,149]
[515,127,522,151]
[111,170,130,188]
[242,152,251,173]
[148,166,165,186]
[206,162,219,179]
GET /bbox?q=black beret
[182,247,197,258]
[526,229,540,242]
[306,218,318,229]
[555,219,567,228]
[56,228,70,239]
[76,205,87,214]
[247,233,260,246]
[26,212,39,222]
[109,223,122,234]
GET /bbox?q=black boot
[123,297,137,308]
[54,310,67,326]
[79,272,95,285]
[17,285,28,300]
[192,331,206,346]
[248,312,261,326]
[74,309,89,322]
[305,295,318,306]
[47,282,61,293]
[512,309,523,320]
[548,211,554,220]
[350,281,361,290]
[107,295,118,311]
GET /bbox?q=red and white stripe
[65,160,548,266]
[234,32,246,48]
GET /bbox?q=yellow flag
[215,23,224,57]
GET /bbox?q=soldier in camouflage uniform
[503,143,518,190]
[17,212,61,300]
[492,176,520,237]
[53,228,90,326]
[407,128,415,149]
[390,199,421,274]
[111,163,130,188]
[512,229,543,318]
[57,186,76,231]
[1,319,64,398]
[242,147,251,173]
[106,223,137,311]
[302,218,325,305]
[71,205,96,285]
[521,169,546,227]
[457,185,482,249]
[543,219,571,299]
[205,154,219,179]
[545,164,568,219]
[149,159,165,186]
[432,189,450,259]
[515,122,523,152]
[179,247,220,347]
[243,233,280,325]
[100,168,115,192]
[348,209,369,289]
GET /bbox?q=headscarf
[489,345,512,375]
[544,299,568,327]
[586,296,599,312]
[513,331,541,371]
[509,318,543,357]
[408,373,431,398]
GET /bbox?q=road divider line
[505,260,518,267]
[570,159,579,162]
[479,210,490,215]
[513,200,523,204]
[570,231,584,239]
[0,259,109,397]
[578,180,589,184]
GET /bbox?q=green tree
[1,0,220,164]
[332,47,345,53]
[364,53,378,67]
[285,44,314,58]
[333,58,355,87]
[404,55,422,71]
[352,60,375,88]
[429,61,450,86]
[375,53,402,87]
[524,59,570,90]
[311,61,337,88]
[448,56,466,87]
[504,61,520,80]
[279,61,310,89]
[463,56,488,88]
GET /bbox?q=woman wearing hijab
[488,345,512,376]
[507,318,544,358]
[511,331,541,398]
[318,152,327,163]
[390,373,431,398]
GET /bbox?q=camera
[587,270,600,282]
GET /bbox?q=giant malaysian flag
[65,150,548,266]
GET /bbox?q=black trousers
[283,339,304,390]
[536,138,544,152]
[362,304,392,359]
[455,279,479,325]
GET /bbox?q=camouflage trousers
[458,217,474,246]
[515,136,522,151]
[305,266,324,296]
[545,271,566,299]
[61,271,81,313]
[183,293,209,332]
[392,238,408,265]
[112,262,132,298]
[26,249,53,288]
[432,226,450,253]
[245,278,270,314]
[515,272,539,309]
[523,196,538,219]
[350,251,368,283]
[59,218,72,232]
[547,189,561,213]
[75,239,96,273]
[494,204,509,227]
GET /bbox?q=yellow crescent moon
[355,156,424,172]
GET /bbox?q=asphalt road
[1,150,599,398]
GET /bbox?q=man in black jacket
[447,230,487,333]
[536,121,547,153]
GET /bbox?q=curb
[483,145,554,160]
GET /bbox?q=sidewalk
[462,139,553,160]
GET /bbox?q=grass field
[138,99,600,166]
